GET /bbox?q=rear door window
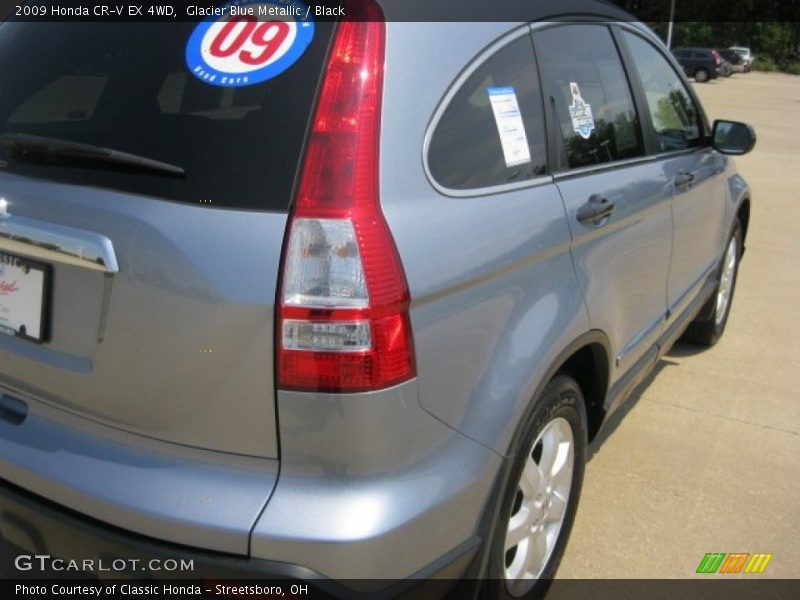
[534,24,644,170]
[0,20,334,211]
[427,33,547,191]
[621,31,703,152]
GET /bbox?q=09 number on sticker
[185,0,315,88]
[208,17,291,67]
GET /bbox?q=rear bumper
[250,382,504,582]
[1,381,503,587]
[0,479,480,596]
[0,390,277,556]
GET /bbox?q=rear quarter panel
[379,23,590,455]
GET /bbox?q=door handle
[674,171,696,190]
[576,194,615,225]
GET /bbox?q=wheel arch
[556,341,610,442]
[737,196,751,247]
[727,172,751,256]
[469,330,613,584]
[505,329,612,456]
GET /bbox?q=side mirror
[712,119,756,155]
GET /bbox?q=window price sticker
[487,86,532,168]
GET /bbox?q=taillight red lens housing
[277,2,416,393]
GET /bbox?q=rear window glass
[427,34,547,191]
[0,21,334,211]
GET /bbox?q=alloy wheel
[504,417,575,596]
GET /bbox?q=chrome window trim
[422,20,714,195]
[552,146,714,182]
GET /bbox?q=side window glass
[534,24,644,169]
[622,32,702,152]
[427,34,547,190]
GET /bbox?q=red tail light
[277,2,416,393]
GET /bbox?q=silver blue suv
[0,1,755,597]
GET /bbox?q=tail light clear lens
[282,320,371,352]
[277,2,416,393]
[282,218,368,308]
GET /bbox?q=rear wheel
[684,220,742,346]
[695,68,710,82]
[483,375,587,599]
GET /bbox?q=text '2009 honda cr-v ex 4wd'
[0,0,755,597]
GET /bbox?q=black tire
[482,375,587,599]
[695,68,710,83]
[683,220,743,346]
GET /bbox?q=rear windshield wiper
[0,133,186,179]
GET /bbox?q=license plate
[0,251,50,343]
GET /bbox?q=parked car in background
[719,48,747,73]
[0,0,757,597]
[672,47,720,82]
[730,46,754,71]
[712,49,733,77]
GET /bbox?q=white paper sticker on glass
[568,82,595,139]
[487,86,532,168]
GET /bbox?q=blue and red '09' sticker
[185,0,314,87]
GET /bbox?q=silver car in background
[0,0,755,597]
[730,46,755,71]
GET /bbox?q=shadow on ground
[586,340,706,460]
[587,337,711,459]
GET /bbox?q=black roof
[379,0,637,22]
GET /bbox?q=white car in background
[730,46,754,71]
